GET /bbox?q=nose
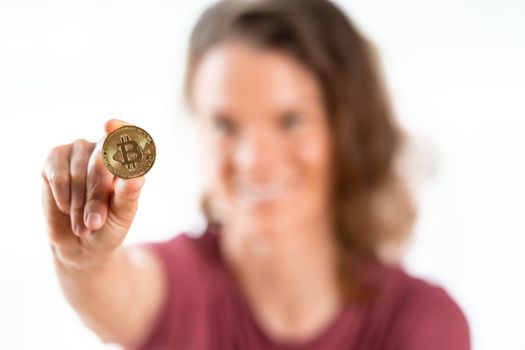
[233,128,278,179]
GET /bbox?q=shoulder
[380,265,471,350]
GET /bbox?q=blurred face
[192,40,333,232]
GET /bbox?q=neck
[220,213,343,342]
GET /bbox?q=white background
[0,0,524,349]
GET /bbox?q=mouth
[236,180,295,206]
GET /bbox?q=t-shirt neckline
[205,222,359,349]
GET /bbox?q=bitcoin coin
[102,125,156,179]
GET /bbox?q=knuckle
[42,144,71,181]
[49,144,69,159]
[86,190,103,203]
[73,139,96,156]
[72,138,91,149]
[49,144,64,155]
[48,170,69,189]
[71,145,96,178]
[85,184,108,209]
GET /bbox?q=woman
[41,0,470,349]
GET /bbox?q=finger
[81,118,129,233]
[83,177,144,253]
[84,138,114,232]
[41,144,72,214]
[88,177,145,249]
[104,119,128,135]
[69,139,95,237]
[108,176,145,228]
[41,177,78,247]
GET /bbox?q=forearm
[52,245,144,346]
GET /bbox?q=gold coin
[102,125,156,179]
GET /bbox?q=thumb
[109,176,145,226]
[105,118,128,135]
[93,176,145,250]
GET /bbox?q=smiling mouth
[236,181,294,205]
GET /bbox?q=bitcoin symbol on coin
[114,135,143,170]
[102,125,156,179]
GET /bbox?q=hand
[41,119,145,271]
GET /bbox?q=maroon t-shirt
[129,224,470,350]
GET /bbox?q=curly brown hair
[183,0,417,303]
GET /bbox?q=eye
[280,111,304,130]
[212,114,236,135]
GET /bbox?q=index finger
[82,119,128,231]
[83,136,114,231]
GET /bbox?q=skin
[193,40,342,342]
[41,40,341,347]
[41,120,164,347]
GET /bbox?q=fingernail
[74,223,86,236]
[86,212,102,229]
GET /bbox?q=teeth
[238,182,290,203]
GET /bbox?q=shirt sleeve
[393,282,471,350]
